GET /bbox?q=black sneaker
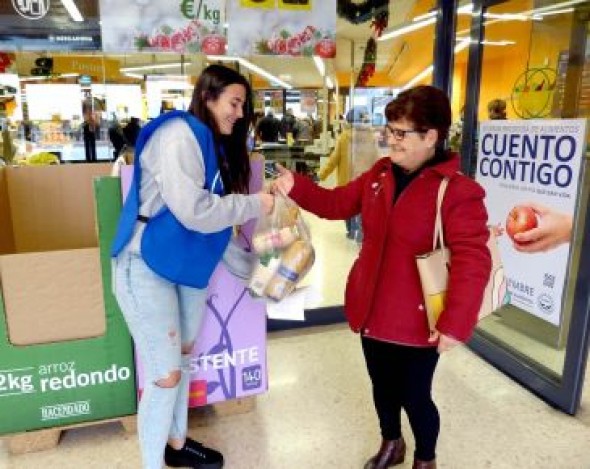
[164,438,224,469]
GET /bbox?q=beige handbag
[416,178,505,331]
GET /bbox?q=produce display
[38,122,70,145]
[249,196,315,302]
[22,152,60,165]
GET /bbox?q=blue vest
[111,110,232,288]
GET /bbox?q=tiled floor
[2,324,590,468]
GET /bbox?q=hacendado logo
[478,132,577,188]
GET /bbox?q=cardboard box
[0,165,136,435]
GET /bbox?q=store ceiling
[9,0,441,89]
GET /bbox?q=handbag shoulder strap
[433,177,450,251]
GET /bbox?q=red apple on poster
[201,34,226,55]
[314,38,336,58]
[506,205,538,241]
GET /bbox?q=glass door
[460,0,590,414]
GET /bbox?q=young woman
[273,85,491,469]
[111,64,274,469]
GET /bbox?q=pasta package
[248,195,314,302]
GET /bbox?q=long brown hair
[189,64,253,194]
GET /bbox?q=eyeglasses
[384,124,424,140]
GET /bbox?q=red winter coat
[289,154,491,346]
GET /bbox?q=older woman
[273,85,491,469]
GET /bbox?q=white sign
[227,0,336,58]
[99,0,226,54]
[475,119,586,325]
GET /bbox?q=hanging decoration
[356,38,377,87]
[337,0,389,25]
[339,0,389,87]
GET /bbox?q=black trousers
[361,336,440,461]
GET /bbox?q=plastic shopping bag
[248,195,315,302]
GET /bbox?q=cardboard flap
[6,164,111,253]
[0,248,106,345]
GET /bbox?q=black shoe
[164,438,224,469]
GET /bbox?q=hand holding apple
[506,205,538,241]
[508,202,573,253]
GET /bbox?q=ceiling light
[529,0,584,15]
[457,3,473,14]
[402,38,470,90]
[124,73,144,79]
[206,55,292,89]
[378,17,436,42]
[484,12,528,20]
[60,0,84,22]
[413,11,437,22]
[313,55,325,77]
[534,7,574,18]
[120,63,183,72]
[402,66,433,90]
[18,73,79,81]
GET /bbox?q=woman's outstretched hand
[271,163,294,196]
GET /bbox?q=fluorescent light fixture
[529,0,584,15]
[454,39,471,53]
[60,0,84,22]
[19,76,50,82]
[456,37,515,46]
[206,55,292,89]
[18,73,79,81]
[402,66,433,90]
[124,72,144,79]
[457,3,473,14]
[413,11,436,22]
[326,76,334,89]
[313,55,325,77]
[120,62,183,72]
[378,17,436,42]
[403,38,470,89]
[484,12,528,20]
[481,39,516,46]
[534,7,573,18]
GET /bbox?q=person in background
[111,64,274,469]
[317,109,379,239]
[448,105,464,152]
[272,85,491,469]
[280,108,297,138]
[293,115,313,143]
[487,98,507,120]
[108,115,127,161]
[255,110,280,142]
[123,116,142,148]
[82,109,97,162]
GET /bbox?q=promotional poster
[99,0,226,54]
[475,119,586,325]
[227,0,336,57]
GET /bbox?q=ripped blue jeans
[113,250,206,469]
